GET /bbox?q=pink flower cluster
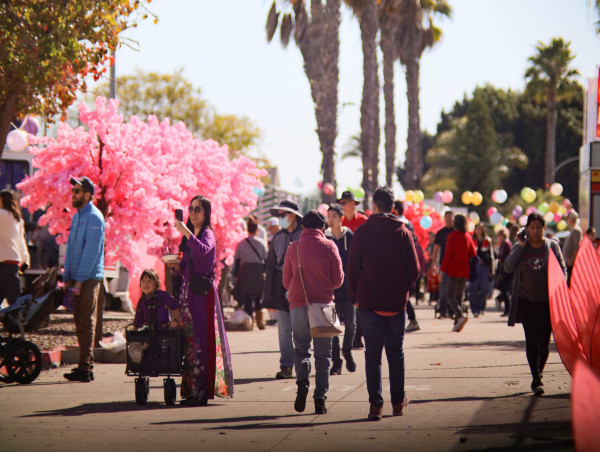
[18,97,266,280]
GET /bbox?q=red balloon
[322,183,334,196]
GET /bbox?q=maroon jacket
[346,213,420,312]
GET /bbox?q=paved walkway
[0,303,573,451]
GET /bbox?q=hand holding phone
[174,209,183,222]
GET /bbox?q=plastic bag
[99,331,126,353]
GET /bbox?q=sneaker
[406,320,421,333]
[368,404,383,421]
[276,366,293,379]
[532,380,544,396]
[294,380,310,412]
[453,316,469,332]
[314,397,327,414]
[330,362,342,376]
[63,367,91,382]
[393,393,409,416]
[343,353,357,373]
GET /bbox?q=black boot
[314,397,327,414]
[294,379,309,412]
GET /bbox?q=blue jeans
[359,308,406,406]
[277,310,294,368]
[438,271,449,316]
[332,300,356,365]
[290,306,332,399]
[469,262,490,315]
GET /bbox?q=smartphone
[517,227,527,242]
[174,209,183,222]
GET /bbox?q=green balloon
[538,202,549,214]
[353,187,365,199]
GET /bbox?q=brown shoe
[255,310,266,330]
[392,393,408,416]
[368,404,383,421]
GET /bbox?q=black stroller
[125,303,183,405]
[0,268,63,384]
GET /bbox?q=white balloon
[6,129,28,152]
[490,212,503,226]
[519,215,528,226]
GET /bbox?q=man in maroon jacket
[346,186,420,421]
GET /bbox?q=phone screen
[175,209,183,221]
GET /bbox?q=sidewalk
[0,303,573,451]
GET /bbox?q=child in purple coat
[133,269,179,331]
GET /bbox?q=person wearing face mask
[263,200,304,379]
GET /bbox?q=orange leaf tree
[0,0,152,160]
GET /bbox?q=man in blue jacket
[63,177,105,382]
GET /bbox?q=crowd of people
[1,175,592,416]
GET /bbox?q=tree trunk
[359,0,380,208]
[297,0,341,204]
[545,88,557,186]
[405,57,422,189]
[0,91,20,163]
[380,14,397,188]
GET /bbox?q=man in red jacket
[346,186,420,421]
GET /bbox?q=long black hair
[179,195,212,252]
[0,189,22,222]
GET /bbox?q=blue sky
[105,0,600,197]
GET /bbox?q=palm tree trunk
[297,0,341,203]
[405,57,422,190]
[359,0,380,207]
[545,89,557,186]
[380,15,396,188]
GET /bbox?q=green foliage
[93,69,261,160]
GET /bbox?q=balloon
[442,190,453,204]
[492,189,508,204]
[322,183,334,196]
[467,221,475,233]
[525,206,537,216]
[561,198,572,209]
[317,181,323,189]
[413,190,424,203]
[512,205,523,218]
[253,186,265,197]
[419,215,433,229]
[521,187,536,204]
[353,187,365,200]
[6,129,28,152]
[553,213,562,223]
[461,191,473,204]
[405,190,414,202]
[434,191,443,203]
[537,202,549,214]
[487,206,497,218]
[490,212,503,226]
[544,212,554,223]
[293,177,304,187]
[468,211,480,223]
[22,116,41,135]
[549,183,563,197]
[519,215,528,226]
[471,191,483,206]
[557,220,567,231]
[317,203,329,217]
[501,218,509,227]
[559,205,567,215]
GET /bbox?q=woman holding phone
[504,212,566,396]
[170,195,234,405]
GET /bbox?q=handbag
[188,257,215,296]
[296,243,343,338]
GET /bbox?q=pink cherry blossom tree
[18,97,266,280]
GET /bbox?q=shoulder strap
[295,243,311,309]
[245,237,264,262]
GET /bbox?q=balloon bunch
[405,190,425,203]
[460,191,483,206]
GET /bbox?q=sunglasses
[71,188,83,194]
[188,206,203,214]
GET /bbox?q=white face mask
[279,216,290,229]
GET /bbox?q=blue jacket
[63,202,105,282]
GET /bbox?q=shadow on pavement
[19,401,224,417]
[234,377,276,385]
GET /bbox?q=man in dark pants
[325,203,356,375]
[63,177,105,382]
[347,186,420,421]
[431,210,454,318]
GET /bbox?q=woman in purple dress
[172,195,234,405]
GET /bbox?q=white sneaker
[454,316,469,332]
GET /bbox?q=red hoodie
[282,228,344,310]
[441,230,476,278]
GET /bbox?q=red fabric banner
[548,252,586,375]
[572,360,600,452]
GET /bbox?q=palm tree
[345,0,380,207]
[378,0,402,187]
[525,38,579,186]
[266,0,341,202]
[396,0,451,190]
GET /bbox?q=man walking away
[347,186,420,421]
[430,210,454,318]
[63,177,105,382]
[562,210,582,286]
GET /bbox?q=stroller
[125,303,183,405]
[0,268,63,384]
